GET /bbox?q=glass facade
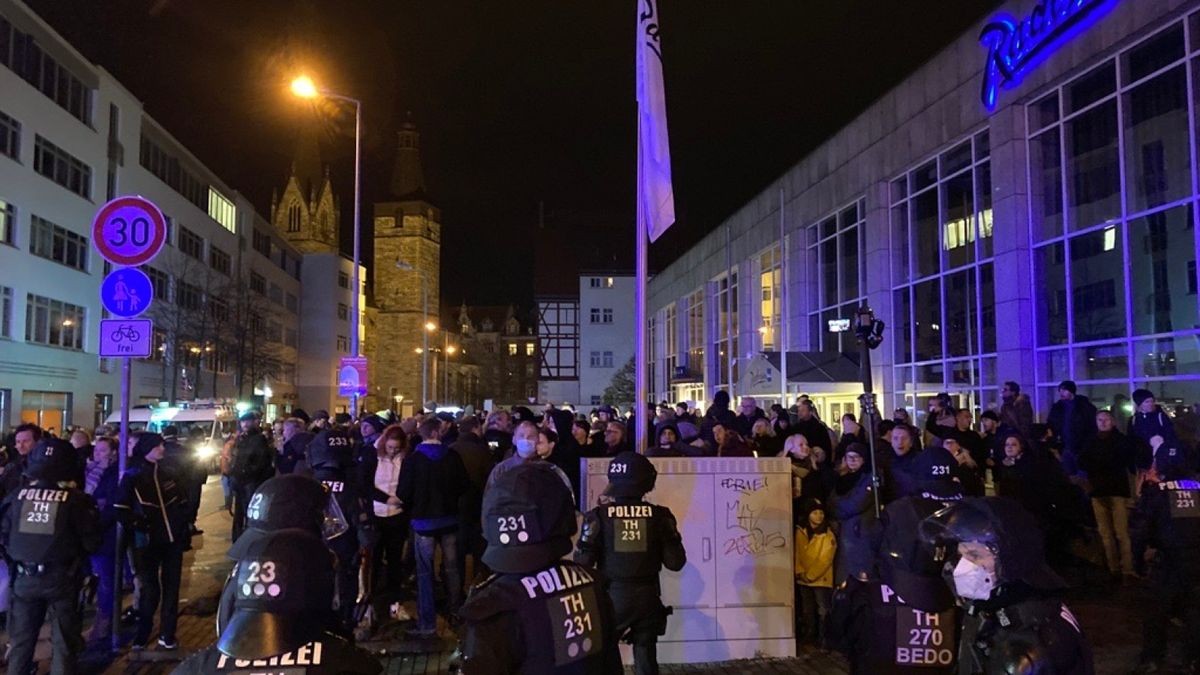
[891,132,995,412]
[1030,18,1200,412]
[758,245,781,351]
[807,200,865,353]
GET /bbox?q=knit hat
[1058,380,1077,394]
[132,432,165,459]
[360,414,387,435]
[1132,389,1154,408]
[980,410,1000,423]
[842,442,867,459]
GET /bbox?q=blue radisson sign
[980,0,1120,111]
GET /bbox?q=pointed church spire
[390,113,426,200]
[292,121,325,200]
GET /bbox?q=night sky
[27,0,999,308]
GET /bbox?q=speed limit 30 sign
[91,196,168,266]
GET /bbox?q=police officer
[230,411,275,542]
[829,449,963,675]
[575,451,684,675]
[308,427,374,633]
[173,528,382,674]
[1130,438,1200,672]
[920,497,1094,674]
[1,438,100,674]
[218,473,347,637]
[459,461,622,673]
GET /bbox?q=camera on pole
[853,305,885,517]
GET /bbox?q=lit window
[525,342,534,356]
[605,277,614,288]
[207,189,237,233]
[1103,225,1116,251]
[508,343,518,356]
[0,199,14,246]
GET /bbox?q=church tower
[371,118,442,414]
[270,123,340,254]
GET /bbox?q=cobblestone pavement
[6,483,1168,674]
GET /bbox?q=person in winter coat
[749,418,782,458]
[114,432,192,649]
[1046,380,1098,464]
[699,390,737,445]
[734,396,767,438]
[646,423,691,457]
[943,435,986,497]
[84,436,121,643]
[794,501,836,649]
[881,425,924,503]
[1077,410,1138,581]
[999,380,1035,439]
[360,424,410,622]
[450,416,494,586]
[781,433,830,510]
[995,432,1086,568]
[829,444,880,585]
[713,423,755,457]
[397,417,470,638]
[230,412,274,542]
[277,417,313,475]
[1128,388,1178,471]
[793,400,834,461]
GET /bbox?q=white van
[105,399,238,470]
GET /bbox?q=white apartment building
[578,273,634,410]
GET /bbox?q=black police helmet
[218,528,336,660]
[26,438,79,483]
[878,496,956,613]
[306,429,355,470]
[604,451,657,498]
[1155,444,1191,481]
[481,461,576,574]
[920,496,1064,592]
[227,474,328,560]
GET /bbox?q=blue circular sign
[100,267,154,318]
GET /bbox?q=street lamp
[291,74,363,417]
[445,341,457,406]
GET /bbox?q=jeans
[1091,496,1133,575]
[89,547,116,626]
[220,474,233,509]
[372,513,410,605]
[414,530,461,632]
[135,541,184,644]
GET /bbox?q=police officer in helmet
[459,461,621,673]
[173,528,381,674]
[829,448,963,674]
[1,437,100,674]
[575,451,685,675]
[920,497,1094,674]
[1130,437,1200,673]
[308,427,375,633]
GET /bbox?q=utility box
[581,456,796,663]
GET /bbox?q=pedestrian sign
[99,319,153,357]
[100,266,153,318]
[91,196,168,266]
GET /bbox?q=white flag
[637,0,676,242]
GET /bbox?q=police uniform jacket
[172,635,381,675]
[1131,475,1200,581]
[959,587,1092,675]
[114,459,190,546]
[459,560,623,674]
[311,464,372,548]
[830,577,959,675]
[0,479,101,571]
[575,499,685,584]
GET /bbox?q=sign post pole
[112,356,130,652]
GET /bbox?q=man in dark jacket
[230,412,274,543]
[1046,380,1097,465]
[451,416,494,586]
[1077,410,1136,580]
[699,390,737,446]
[1128,388,1178,471]
[792,399,834,461]
[278,417,313,475]
[733,396,767,438]
[999,381,1035,439]
[1,423,41,502]
[397,417,469,638]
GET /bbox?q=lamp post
[445,339,456,406]
[292,75,363,417]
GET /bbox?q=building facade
[649,0,1200,425]
[579,273,635,409]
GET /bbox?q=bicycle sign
[100,266,153,318]
[99,319,153,358]
[91,196,168,266]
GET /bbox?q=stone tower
[270,123,339,253]
[371,118,441,414]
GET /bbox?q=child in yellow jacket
[795,500,836,649]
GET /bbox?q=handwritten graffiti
[722,499,785,557]
[720,476,768,495]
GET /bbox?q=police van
[105,399,238,471]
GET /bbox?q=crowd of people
[0,377,1197,672]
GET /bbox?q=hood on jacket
[416,441,447,461]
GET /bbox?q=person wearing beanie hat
[230,411,275,543]
[310,409,331,432]
[460,461,621,673]
[1,438,101,674]
[115,431,192,650]
[1129,435,1200,672]
[575,451,684,674]
[173,529,382,674]
[1047,380,1097,463]
[1128,388,1178,472]
[829,443,881,585]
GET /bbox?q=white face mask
[514,438,537,459]
[952,557,996,601]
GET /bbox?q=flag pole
[635,194,649,454]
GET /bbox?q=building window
[663,303,678,380]
[0,19,93,124]
[20,391,72,433]
[589,308,613,324]
[337,271,349,289]
[249,272,265,294]
[525,342,535,356]
[287,204,301,233]
[508,343,518,356]
[268,283,283,304]
[758,245,781,351]
[29,215,88,271]
[589,277,602,288]
[285,328,297,347]
[24,294,84,350]
[138,135,206,209]
[809,200,870,353]
[147,267,170,301]
[590,395,602,406]
[0,110,19,160]
[179,227,203,260]
[589,351,601,367]
[266,320,282,343]
[176,281,202,310]
[713,271,739,388]
[209,298,229,322]
[285,293,298,313]
[0,285,11,338]
[603,351,614,368]
[93,394,112,430]
[336,335,349,353]
[209,245,231,276]
[0,199,15,246]
[33,136,90,199]
[686,289,704,371]
[337,303,348,320]
[252,229,271,256]
[207,188,236,233]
